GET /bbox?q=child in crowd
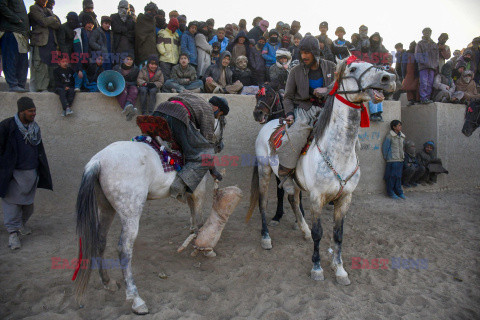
[113,54,140,121]
[54,57,76,117]
[84,55,104,92]
[416,141,448,185]
[211,42,221,65]
[382,120,406,199]
[402,140,425,187]
[137,55,164,115]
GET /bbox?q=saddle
[136,115,181,151]
[269,122,313,155]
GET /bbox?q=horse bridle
[256,90,284,116]
[335,64,382,95]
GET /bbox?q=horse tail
[245,162,259,223]
[74,159,101,303]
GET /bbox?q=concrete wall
[0,91,443,213]
[401,103,480,190]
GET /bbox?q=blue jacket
[181,30,197,65]
[262,42,280,68]
[209,35,229,53]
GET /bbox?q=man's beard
[119,9,127,22]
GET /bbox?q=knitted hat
[118,0,128,9]
[17,97,36,113]
[209,96,229,115]
[83,0,94,9]
[101,16,112,24]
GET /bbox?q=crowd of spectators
[1,0,479,118]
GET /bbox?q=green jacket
[0,0,29,36]
[28,3,60,47]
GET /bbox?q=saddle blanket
[269,124,312,155]
[132,135,183,173]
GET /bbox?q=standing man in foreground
[0,97,52,250]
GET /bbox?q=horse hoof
[311,269,325,281]
[268,220,280,227]
[336,275,351,286]
[132,298,149,315]
[104,280,120,292]
[204,250,217,258]
[303,234,313,242]
[261,238,272,250]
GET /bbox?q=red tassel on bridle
[330,80,370,128]
[72,237,82,281]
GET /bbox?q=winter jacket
[58,22,75,55]
[247,26,264,44]
[203,51,234,85]
[79,10,99,29]
[85,63,104,83]
[157,28,180,64]
[284,59,336,116]
[248,45,266,84]
[181,30,197,65]
[288,44,300,62]
[195,32,212,77]
[382,130,405,162]
[232,67,254,86]
[269,49,292,90]
[89,27,113,55]
[262,42,280,68]
[0,0,30,36]
[28,4,60,47]
[316,34,333,52]
[54,66,75,88]
[332,39,354,60]
[0,117,52,198]
[403,152,420,169]
[110,13,135,56]
[415,37,439,71]
[72,27,90,72]
[209,35,229,53]
[134,12,157,65]
[137,67,164,89]
[113,64,140,86]
[170,64,198,85]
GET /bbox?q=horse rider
[277,35,336,194]
[153,93,229,200]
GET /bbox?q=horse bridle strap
[329,82,370,128]
[257,91,284,116]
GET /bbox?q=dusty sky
[26,0,479,55]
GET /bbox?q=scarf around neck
[14,113,42,146]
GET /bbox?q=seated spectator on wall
[203,51,243,94]
[54,57,76,117]
[268,48,292,91]
[209,27,229,53]
[402,140,425,187]
[432,63,463,103]
[163,53,204,93]
[382,120,406,200]
[84,55,104,92]
[137,56,164,115]
[452,60,465,83]
[416,141,448,185]
[231,56,257,95]
[227,31,250,66]
[455,70,480,103]
[455,48,476,76]
[113,54,140,121]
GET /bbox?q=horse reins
[256,90,284,117]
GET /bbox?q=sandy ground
[0,186,479,320]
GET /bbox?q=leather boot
[170,176,188,203]
[278,164,295,195]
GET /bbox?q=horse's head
[334,57,396,103]
[462,99,480,137]
[253,84,280,124]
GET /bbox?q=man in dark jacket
[316,21,333,52]
[277,35,336,194]
[134,2,158,66]
[110,0,135,59]
[249,37,267,85]
[204,51,243,94]
[89,16,114,69]
[79,0,99,29]
[0,97,52,250]
[368,32,388,65]
[0,0,30,92]
[58,12,80,57]
[247,19,269,44]
[415,28,439,104]
[153,94,227,201]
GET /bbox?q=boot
[170,176,188,203]
[278,165,295,195]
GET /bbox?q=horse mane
[313,59,348,143]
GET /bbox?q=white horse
[74,118,224,315]
[247,58,396,284]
